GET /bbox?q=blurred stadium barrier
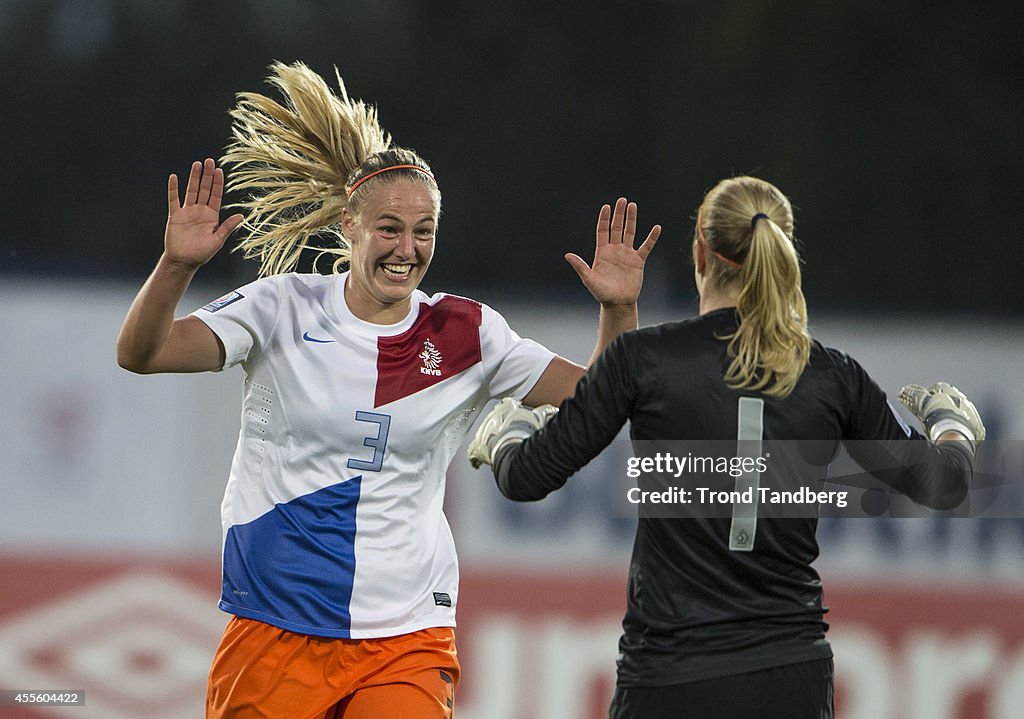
[1,280,1022,718]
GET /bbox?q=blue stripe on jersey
[219,477,361,638]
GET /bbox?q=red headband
[696,206,743,270]
[346,164,437,198]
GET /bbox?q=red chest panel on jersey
[374,296,483,407]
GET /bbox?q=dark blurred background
[1,0,1021,314]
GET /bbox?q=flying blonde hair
[222,61,435,276]
[696,176,811,398]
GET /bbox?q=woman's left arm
[523,197,660,407]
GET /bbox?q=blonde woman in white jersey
[116,61,660,719]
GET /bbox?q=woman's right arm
[476,335,636,502]
[116,159,244,374]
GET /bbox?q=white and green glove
[467,397,559,469]
[898,382,985,451]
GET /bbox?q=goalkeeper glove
[467,397,558,469]
[898,381,986,451]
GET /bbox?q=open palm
[164,158,244,269]
[566,197,661,306]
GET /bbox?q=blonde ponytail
[222,61,391,276]
[697,176,811,398]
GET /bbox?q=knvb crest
[419,338,443,376]
[373,296,481,407]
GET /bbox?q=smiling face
[341,178,440,324]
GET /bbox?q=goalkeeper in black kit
[467,176,984,719]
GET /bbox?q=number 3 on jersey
[347,411,391,472]
[730,397,764,552]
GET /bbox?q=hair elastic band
[346,164,436,198]
[751,212,769,228]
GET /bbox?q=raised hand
[898,382,986,450]
[164,158,245,269]
[565,197,661,306]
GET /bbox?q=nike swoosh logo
[303,331,337,343]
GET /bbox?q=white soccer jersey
[191,272,555,639]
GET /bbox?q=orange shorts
[206,617,459,719]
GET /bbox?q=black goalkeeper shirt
[494,308,973,687]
